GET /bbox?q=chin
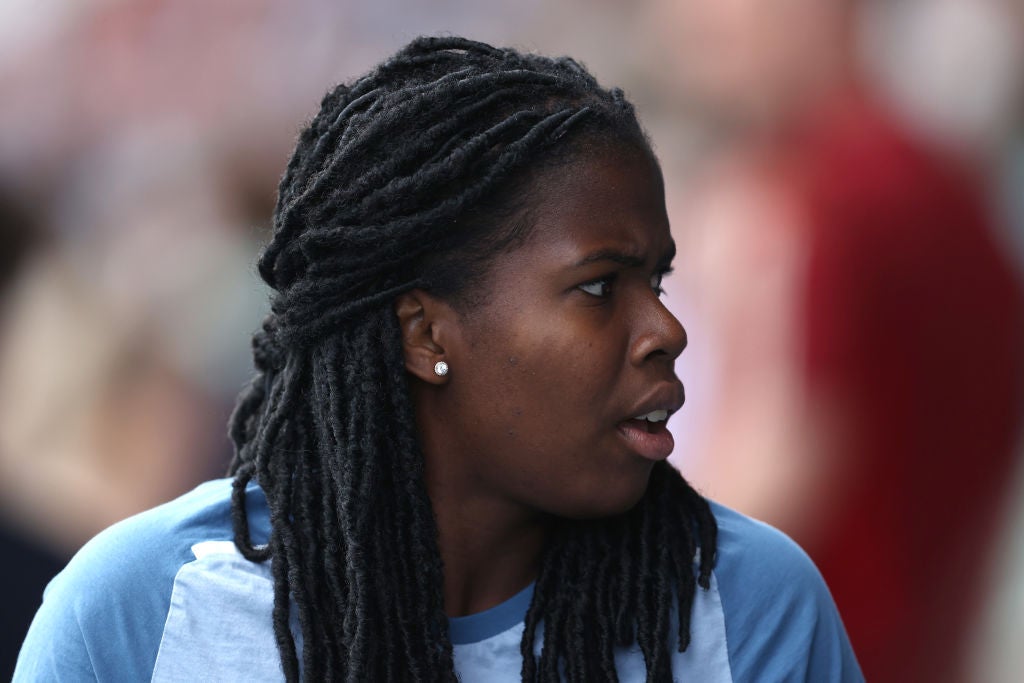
[552,470,652,521]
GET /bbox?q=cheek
[453,302,650,516]
[477,333,649,515]
[491,332,607,434]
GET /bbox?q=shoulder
[707,501,864,682]
[711,500,821,595]
[14,478,270,682]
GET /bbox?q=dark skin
[395,143,687,617]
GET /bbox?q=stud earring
[433,361,449,377]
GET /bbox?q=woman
[14,37,862,682]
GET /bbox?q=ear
[394,289,456,385]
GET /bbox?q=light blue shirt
[14,479,862,681]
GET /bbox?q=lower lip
[616,420,675,461]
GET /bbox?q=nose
[629,295,687,366]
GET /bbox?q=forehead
[520,145,671,260]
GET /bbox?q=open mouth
[627,410,669,433]
[617,412,674,461]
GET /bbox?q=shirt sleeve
[14,479,270,682]
[12,568,97,682]
[13,498,201,682]
[710,502,864,682]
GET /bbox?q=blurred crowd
[1,1,1021,681]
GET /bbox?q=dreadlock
[228,36,718,682]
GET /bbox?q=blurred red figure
[650,0,1024,679]
[796,95,1023,682]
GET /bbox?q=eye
[578,275,615,298]
[650,270,669,297]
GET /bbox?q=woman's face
[419,144,686,520]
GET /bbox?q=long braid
[519,463,717,683]
[229,36,718,681]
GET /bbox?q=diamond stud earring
[433,361,449,377]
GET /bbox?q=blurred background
[1,1,1021,681]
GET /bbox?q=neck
[427,469,547,617]
[411,381,548,617]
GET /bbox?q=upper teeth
[634,410,668,423]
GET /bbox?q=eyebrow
[574,241,676,270]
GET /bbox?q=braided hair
[228,36,718,682]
